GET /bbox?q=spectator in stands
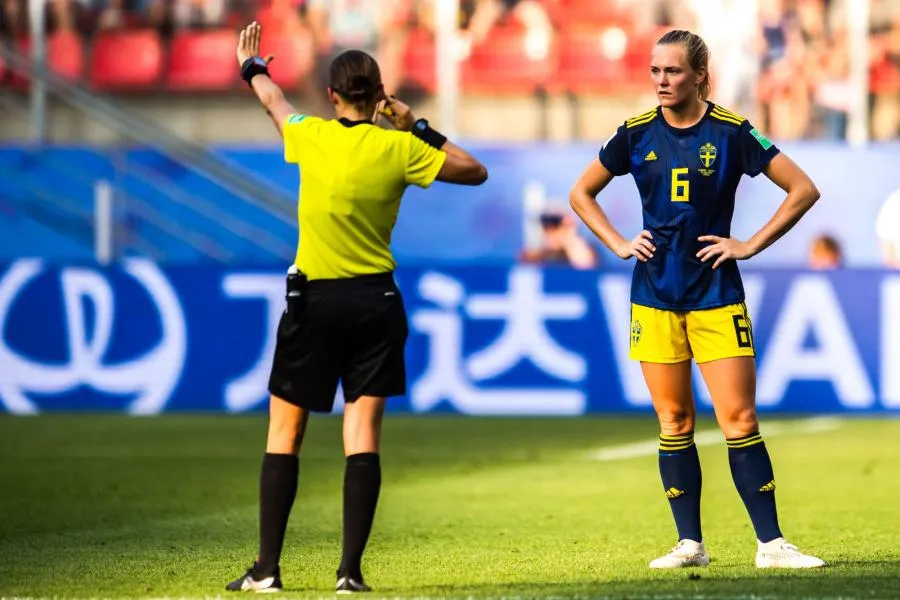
[519,210,598,270]
[0,0,27,37]
[306,0,407,97]
[811,20,850,140]
[807,233,843,270]
[876,188,900,268]
[870,1,900,140]
[171,0,227,29]
[462,0,553,45]
[757,2,813,139]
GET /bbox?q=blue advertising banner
[3,143,900,266]
[0,261,897,414]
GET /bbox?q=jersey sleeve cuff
[419,150,448,188]
[748,146,781,177]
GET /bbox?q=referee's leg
[337,395,386,590]
[259,395,309,572]
[226,394,308,592]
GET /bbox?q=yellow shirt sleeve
[405,134,447,188]
[283,114,320,164]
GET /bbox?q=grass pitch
[1,415,898,599]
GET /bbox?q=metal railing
[0,42,298,262]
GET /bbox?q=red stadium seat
[260,29,315,90]
[463,25,558,94]
[402,27,437,93]
[9,32,85,89]
[168,30,238,91]
[553,26,625,94]
[553,25,661,94]
[90,30,162,90]
[557,0,631,27]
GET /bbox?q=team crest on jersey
[699,142,717,176]
[631,319,642,346]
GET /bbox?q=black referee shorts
[268,271,409,413]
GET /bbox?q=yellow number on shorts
[732,315,753,348]
[671,168,689,202]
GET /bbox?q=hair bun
[347,75,374,101]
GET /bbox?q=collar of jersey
[338,117,374,128]
[657,101,714,136]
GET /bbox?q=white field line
[589,416,842,462]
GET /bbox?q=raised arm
[236,22,298,137]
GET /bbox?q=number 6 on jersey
[671,167,689,202]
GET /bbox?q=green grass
[1,415,898,599]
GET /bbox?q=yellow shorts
[629,302,755,364]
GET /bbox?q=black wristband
[240,56,270,87]
[412,118,447,149]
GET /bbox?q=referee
[226,22,488,594]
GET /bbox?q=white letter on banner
[693,275,766,405]
[466,267,586,382]
[882,276,900,408]
[410,271,586,415]
[222,274,285,413]
[758,275,874,408]
[597,274,650,406]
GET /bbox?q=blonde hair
[657,30,711,100]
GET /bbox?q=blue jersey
[599,102,780,311]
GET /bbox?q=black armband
[240,56,270,88]
[412,118,447,149]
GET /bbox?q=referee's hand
[237,21,274,67]
[377,95,415,131]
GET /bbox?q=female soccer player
[226,22,487,593]
[570,30,824,569]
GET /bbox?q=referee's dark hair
[329,50,382,109]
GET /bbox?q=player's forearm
[249,74,284,111]
[747,184,820,256]
[440,139,478,162]
[569,191,628,254]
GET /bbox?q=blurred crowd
[1,0,899,140]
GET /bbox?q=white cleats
[755,538,825,568]
[649,539,710,569]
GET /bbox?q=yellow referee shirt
[282,114,447,280]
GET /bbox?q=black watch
[411,118,447,149]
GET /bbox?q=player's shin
[727,433,783,543]
[658,432,703,542]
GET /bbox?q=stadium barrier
[1,262,896,414]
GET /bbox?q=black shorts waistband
[305,271,396,293]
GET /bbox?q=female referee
[226,22,487,594]
[570,30,825,570]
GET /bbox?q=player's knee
[720,406,759,438]
[266,412,306,454]
[657,408,695,435]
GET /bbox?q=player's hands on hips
[696,235,754,269]
[377,95,415,131]
[237,21,273,67]
[616,230,655,261]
